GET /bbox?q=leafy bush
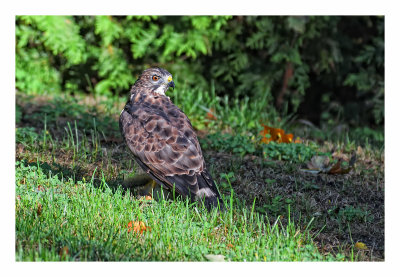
[16,16,384,128]
[349,127,384,145]
[16,15,231,96]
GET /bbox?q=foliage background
[15,15,384,129]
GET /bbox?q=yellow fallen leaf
[355,242,368,250]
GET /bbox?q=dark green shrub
[16,16,384,128]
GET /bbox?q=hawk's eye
[152,75,159,81]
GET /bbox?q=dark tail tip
[203,196,226,212]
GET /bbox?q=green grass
[15,91,384,261]
[200,132,326,163]
[15,161,342,261]
[168,80,279,133]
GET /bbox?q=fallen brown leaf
[302,154,356,175]
[36,203,42,216]
[59,246,69,258]
[127,221,150,235]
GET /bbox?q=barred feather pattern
[119,67,224,210]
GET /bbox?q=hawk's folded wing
[120,100,222,208]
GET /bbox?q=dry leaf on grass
[127,221,150,235]
[301,154,356,175]
[139,195,153,201]
[355,242,368,250]
[260,124,296,144]
[36,203,42,216]
[206,108,217,121]
[59,246,69,257]
[37,185,46,192]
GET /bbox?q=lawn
[15,92,384,261]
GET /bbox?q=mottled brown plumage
[119,67,224,210]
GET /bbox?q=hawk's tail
[141,160,226,211]
[196,171,226,211]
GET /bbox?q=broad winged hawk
[119,67,224,210]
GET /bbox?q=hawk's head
[134,67,175,96]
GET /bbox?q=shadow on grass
[19,159,138,196]
[16,93,123,144]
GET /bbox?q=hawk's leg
[140,179,158,197]
[122,173,170,200]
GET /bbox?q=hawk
[119,67,224,210]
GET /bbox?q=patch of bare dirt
[205,151,384,261]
